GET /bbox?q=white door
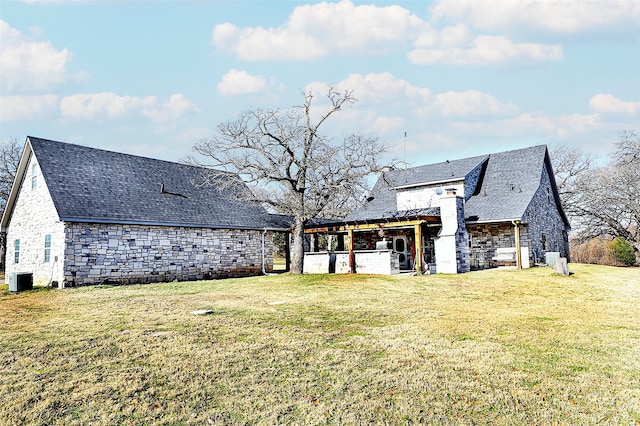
[393,236,410,269]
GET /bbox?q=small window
[44,234,51,263]
[14,239,20,264]
[541,233,547,251]
[31,164,38,189]
[547,187,551,205]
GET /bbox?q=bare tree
[189,89,390,274]
[0,137,23,211]
[550,144,595,217]
[554,131,639,258]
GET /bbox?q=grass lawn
[1,264,638,425]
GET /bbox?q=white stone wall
[355,250,400,274]
[4,154,65,286]
[303,252,330,274]
[63,223,274,286]
[435,194,470,274]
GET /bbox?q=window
[14,239,20,264]
[541,233,547,251]
[44,234,51,263]
[31,164,38,189]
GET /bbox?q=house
[303,145,570,274]
[1,137,291,287]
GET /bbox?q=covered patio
[303,213,441,275]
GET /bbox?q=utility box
[545,252,560,267]
[8,272,33,292]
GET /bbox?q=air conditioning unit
[8,272,33,292]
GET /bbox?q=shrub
[609,237,636,266]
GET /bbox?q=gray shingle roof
[465,145,548,223]
[345,144,565,225]
[384,154,489,188]
[28,137,290,230]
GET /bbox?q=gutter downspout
[261,229,267,275]
[512,220,522,270]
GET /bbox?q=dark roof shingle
[346,144,559,224]
[464,145,548,222]
[28,137,288,230]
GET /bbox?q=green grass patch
[1,264,638,424]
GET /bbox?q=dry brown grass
[1,264,638,425]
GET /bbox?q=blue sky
[1,0,639,167]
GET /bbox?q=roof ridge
[27,136,233,175]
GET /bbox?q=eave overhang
[391,178,464,191]
[304,214,440,234]
[59,216,292,232]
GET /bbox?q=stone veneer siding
[522,163,570,263]
[63,223,274,286]
[4,154,66,286]
[467,223,531,270]
[453,196,471,273]
[463,161,486,201]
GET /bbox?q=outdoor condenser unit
[8,272,33,292]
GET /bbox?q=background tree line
[552,130,639,266]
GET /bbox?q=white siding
[396,181,464,211]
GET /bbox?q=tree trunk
[290,216,305,274]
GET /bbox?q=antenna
[403,131,407,168]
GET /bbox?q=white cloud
[307,72,432,106]
[0,94,58,122]
[372,116,405,134]
[589,94,639,115]
[211,1,574,67]
[409,34,562,66]
[59,92,199,123]
[212,0,425,61]
[309,73,517,119]
[429,0,640,34]
[432,90,519,117]
[0,20,82,93]
[452,112,602,138]
[217,69,267,96]
[143,94,201,123]
[303,73,524,144]
[60,92,156,120]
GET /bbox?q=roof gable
[464,145,550,222]
[2,137,288,230]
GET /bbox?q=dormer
[392,156,488,211]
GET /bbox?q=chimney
[434,187,470,274]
